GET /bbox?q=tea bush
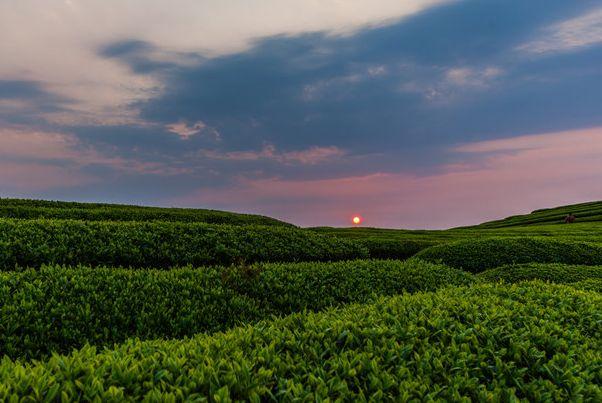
[0,259,471,359]
[0,198,291,226]
[478,263,602,284]
[475,200,602,228]
[414,237,602,273]
[224,258,474,313]
[571,279,602,292]
[0,219,367,269]
[0,282,599,401]
[357,238,437,259]
[315,219,602,247]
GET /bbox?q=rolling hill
[470,200,602,228]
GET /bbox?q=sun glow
[352,215,362,225]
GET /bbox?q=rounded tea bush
[414,237,602,273]
[0,259,472,359]
[0,282,599,401]
[571,278,602,292]
[357,238,438,259]
[0,219,368,269]
[478,263,602,284]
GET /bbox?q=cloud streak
[199,144,346,165]
[518,7,602,55]
[173,127,602,228]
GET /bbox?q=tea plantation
[0,199,600,401]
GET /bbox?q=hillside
[470,200,602,228]
[0,198,292,226]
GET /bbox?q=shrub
[0,282,599,401]
[0,219,367,269]
[223,259,474,313]
[478,263,602,284]
[0,259,471,359]
[571,279,602,292]
[357,238,437,259]
[0,198,291,226]
[414,237,602,273]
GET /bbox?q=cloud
[199,144,346,165]
[0,0,449,125]
[0,80,49,99]
[0,80,71,124]
[166,120,210,140]
[444,66,503,87]
[518,7,602,55]
[454,127,600,154]
[134,0,601,162]
[1,0,601,225]
[0,127,187,183]
[0,127,96,191]
[0,161,93,193]
[173,127,602,228]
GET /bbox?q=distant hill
[0,198,293,226]
[471,201,602,228]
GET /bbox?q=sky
[1,0,601,228]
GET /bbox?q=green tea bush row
[0,259,472,359]
[0,219,366,269]
[0,282,599,401]
[0,198,291,226]
[478,263,602,284]
[223,259,474,313]
[571,279,602,292]
[476,201,602,228]
[414,237,602,273]
[357,238,437,259]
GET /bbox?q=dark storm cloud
[99,40,203,74]
[0,80,71,124]
[0,80,49,99]
[109,0,600,167]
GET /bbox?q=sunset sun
[352,215,362,225]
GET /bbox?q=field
[0,198,600,400]
[311,202,602,259]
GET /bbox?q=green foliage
[571,279,602,292]
[356,238,437,259]
[0,282,599,401]
[0,259,471,359]
[414,237,602,273]
[0,198,291,226]
[474,200,602,228]
[478,263,602,284]
[0,219,366,269]
[223,259,474,313]
[1,197,601,399]
[312,221,602,252]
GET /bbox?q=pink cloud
[166,121,207,140]
[176,126,602,228]
[0,127,189,192]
